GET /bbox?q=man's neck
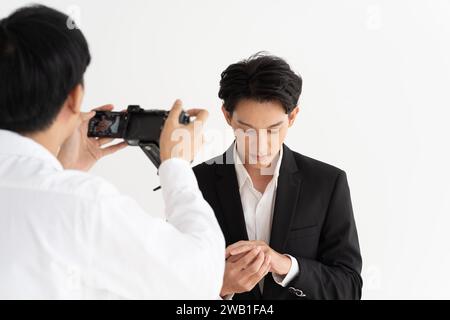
[244,163,274,194]
[23,128,61,157]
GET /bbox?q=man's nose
[257,130,269,154]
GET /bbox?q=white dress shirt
[0,129,225,299]
[233,144,299,292]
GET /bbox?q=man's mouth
[250,154,270,162]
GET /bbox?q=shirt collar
[233,142,283,191]
[0,129,64,171]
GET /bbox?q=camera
[87,105,190,168]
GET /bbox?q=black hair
[0,4,91,133]
[218,52,302,114]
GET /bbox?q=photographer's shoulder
[52,169,121,201]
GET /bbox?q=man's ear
[221,105,232,126]
[66,84,84,115]
[288,106,300,127]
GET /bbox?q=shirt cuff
[272,255,299,287]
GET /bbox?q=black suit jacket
[193,144,362,300]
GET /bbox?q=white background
[2,0,450,299]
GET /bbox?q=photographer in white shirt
[0,5,225,299]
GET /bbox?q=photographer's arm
[84,158,225,299]
[83,101,225,299]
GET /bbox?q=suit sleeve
[289,171,363,300]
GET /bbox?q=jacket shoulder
[193,154,223,178]
[288,148,347,183]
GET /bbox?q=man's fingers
[81,111,96,122]
[229,244,256,257]
[226,241,255,257]
[261,255,272,276]
[97,138,114,146]
[100,141,128,157]
[186,108,209,121]
[190,109,209,123]
[92,104,114,112]
[226,241,249,255]
[227,252,245,263]
[167,99,183,123]
[82,104,115,122]
[235,247,261,270]
[185,108,201,115]
[242,251,265,276]
[247,255,271,285]
[258,255,272,277]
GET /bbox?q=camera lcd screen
[88,112,124,138]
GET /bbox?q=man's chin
[247,159,274,169]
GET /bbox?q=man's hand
[220,247,271,297]
[57,104,127,171]
[160,99,208,163]
[226,240,292,276]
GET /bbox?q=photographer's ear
[56,84,84,125]
[66,84,84,115]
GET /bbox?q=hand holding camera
[160,99,209,164]
[57,104,128,171]
[66,99,208,171]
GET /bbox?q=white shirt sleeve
[85,158,225,299]
[272,254,300,287]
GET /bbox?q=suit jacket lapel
[215,144,249,245]
[264,144,303,299]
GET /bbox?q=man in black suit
[193,53,362,300]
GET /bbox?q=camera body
[88,105,190,168]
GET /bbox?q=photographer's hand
[57,104,127,171]
[160,99,208,163]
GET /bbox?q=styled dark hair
[0,5,91,133]
[219,52,302,114]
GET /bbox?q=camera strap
[139,142,162,192]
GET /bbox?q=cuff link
[288,287,306,297]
